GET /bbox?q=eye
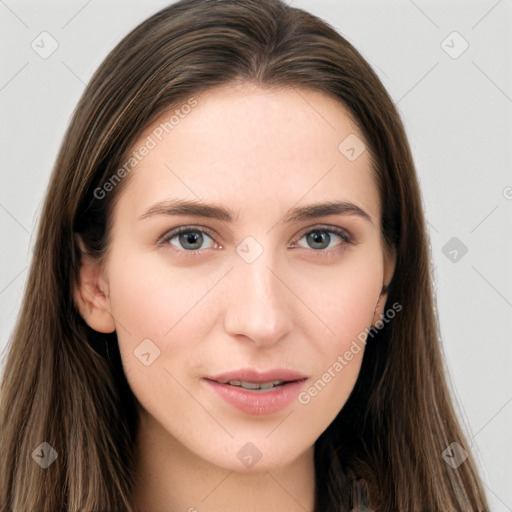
[160,226,216,252]
[158,224,353,258]
[294,226,353,251]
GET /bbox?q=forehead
[114,83,380,226]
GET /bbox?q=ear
[73,235,116,333]
[372,245,397,325]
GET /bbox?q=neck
[131,409,316,512]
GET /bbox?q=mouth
[203,369,308,414]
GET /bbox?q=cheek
[107,251,211,333]
[106,251,225,379]
[293,291,375,435]
[296,348,364,442]
[291,248,382,423]
[297,245,383,349]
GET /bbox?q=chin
[197,436,312,474]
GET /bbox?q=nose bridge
[223,235,293,345]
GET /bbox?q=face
[77,82,395,473]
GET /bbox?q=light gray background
[1,0,511,509]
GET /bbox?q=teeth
[227,380,285,390]
[240,381,260,389]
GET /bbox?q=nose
[222,247,294,348]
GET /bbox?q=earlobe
[73,236,116,334]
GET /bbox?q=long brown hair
[0,0,489,510]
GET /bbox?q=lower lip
[204,379,307,415]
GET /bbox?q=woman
[0,0,490,510]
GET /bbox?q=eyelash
[158,224,354,261]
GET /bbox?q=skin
[75,82,395,512]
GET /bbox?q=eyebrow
[138,198,373,225]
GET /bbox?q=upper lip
[206,368,308,384]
